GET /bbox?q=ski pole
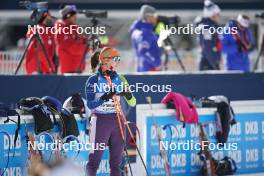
[105,74,149,176]
[115,101,150,176]
[104,75,134,176]
[146,96,171,176]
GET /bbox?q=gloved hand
[100,89,116,101]
[117,90,133,100]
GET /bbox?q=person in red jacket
[55,5,88,74]
[25,10,56,74]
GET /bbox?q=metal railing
[0,51,24,75]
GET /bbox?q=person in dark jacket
[198,0,222,70]
[129,5,161,72]
[222,14,254,72]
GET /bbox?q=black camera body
[78,10,108,19]
[255,12,264,19]
[157,15,181,26]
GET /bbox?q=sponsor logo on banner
[229,122,242,142]
[171,153,186,167]
[246,149,258,162]
[172,124,186,139]
[1,167,22,176]
[151,125,166,140]
[245,121,259,141]
[151,154,166,169]
[191,153,203,166]
[190,125,199,138]
[229,122,241,136]
[228,150,242,163]
[4,134,21,150]
[245,121,258,135]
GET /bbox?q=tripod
[162,36,186,72]
[76,17,111,73]
[14,30,55,75]
[253,36,264,71]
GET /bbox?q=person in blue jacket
[222,14,254,72]
[197,0,222,70]
[129,4,161,72]
[85,47,136,176]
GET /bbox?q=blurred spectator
[28,160,83,176]
[197,0,222,70]
[55,5,88,74]
[222,14,254,72]
[25,9,56,74]
[129,4,161,72]
[17,38,26,51]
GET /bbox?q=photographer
[197,0,222,70]
[222,14,254,72]
[25,9,56,74]
[129,5,161,72]
[55,5,88,74]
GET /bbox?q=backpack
[161,92,199,125]
[201,95,236,145]
[60,108,79,138]
[200,156,237,176]
[17,97,54,134]
[41,96,79,138]
[63,93,85,118]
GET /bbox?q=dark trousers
[199,58,220,70]
[86,114,124,176]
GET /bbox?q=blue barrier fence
[0,73,264,123]
[0,118,109,176]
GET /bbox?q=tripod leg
[14,36,35,75]
[76,43,90,73]
[173,48,186,72]
[164,52,169,71]
[165,37,186,72]
[35,35,55,73]
[253,48,264,71]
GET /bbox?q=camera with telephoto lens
[157,15,181,26]
[255,12,264,19]
[78,10,108,19]
[19,1,48,11]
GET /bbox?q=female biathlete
[85,47,136,176]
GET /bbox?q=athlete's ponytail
[90,50,100,73]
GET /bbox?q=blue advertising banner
[0,118,110,176]
[146,113,264,175]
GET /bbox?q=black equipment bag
[200,96,236,145]
[67,93,85,118]
[214,156,237,175]
[60,108,79,138]
[41,96,80,139]
[200,156,237,176]
[17,97,54,134]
